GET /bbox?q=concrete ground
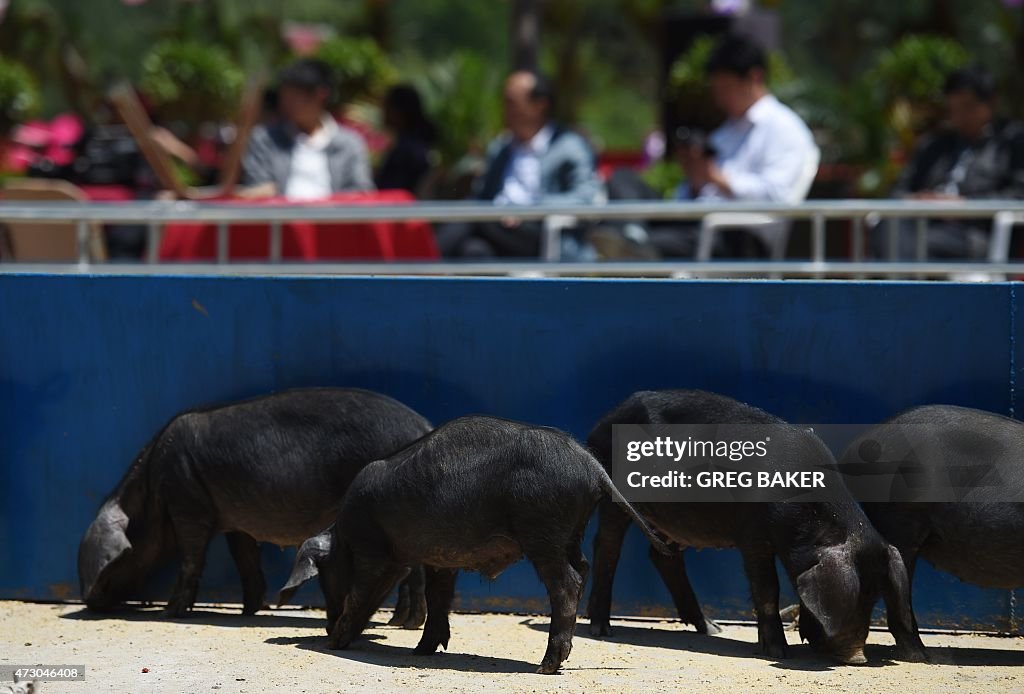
[1,601,1022,693]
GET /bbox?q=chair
[695,147,822,261]
[540,187,609,261]
[1,179,107,262]
[108,77,264,201]
[973,210,1024,281]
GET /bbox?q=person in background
[876,66,1024,259]
[436,70,602,258]
[673,33,818,256]
[594,33,819,259]
[375,84,437,195]
[242,59,374,200]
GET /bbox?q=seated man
[876,66,1024,259]
[437,70,602,258]
[654,33,818,257]
[242,59,374,200]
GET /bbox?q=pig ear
[278,529,333,606]
[79,501,133,600]
[795,543,858,638]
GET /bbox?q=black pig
[586,390,918,664]
[842,404,1024,660]
[78,388,432,622]
[279,415,674,674]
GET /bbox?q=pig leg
[388,565,427,629]
[531,547,586,675]
[163,516,214,618]
[587,497,631,636]
[413,567,458,655]
[388,576,411,626]
[328,556,405,650]
[569,543,590,607]
[866,510,929,661]
[741,548,788,659]
[226,532,265,616]
[883,543,928,662]
[647,545,721,635]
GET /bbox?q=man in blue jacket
[437,70,601,258]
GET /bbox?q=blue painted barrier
[0,275,1017,630]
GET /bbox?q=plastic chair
[695,147,822,261]
[976,210,1024,281]
[1,179,107,262]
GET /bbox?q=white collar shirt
[495,124,555,206]
[284,115,338,200]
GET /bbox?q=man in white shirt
[649,34,819,257]
[682,35,817,205]
[242,59,373,199]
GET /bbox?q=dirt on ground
[1,601,1022,693]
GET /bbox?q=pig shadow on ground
[865,642,1024,668]
[265,634,543,674]
[59,605,333,630]
[524,620,873,672]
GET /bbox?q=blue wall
[0,275,1016,630]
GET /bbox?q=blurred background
[2,0,1023,200]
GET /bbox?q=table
[79,185,136,202]
[158,190,439,261]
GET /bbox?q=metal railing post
[76,220,89,266]
[146,222,162,264]
[852,217,865,280]
[270,221,283,263]
[216,222,229,264]
[812,213,825,278]
[915,217,928,261]
[886,217,899,261]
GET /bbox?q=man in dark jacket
[877,66,1024,259]
[436,70,601,258]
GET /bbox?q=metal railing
[2,199,1024,278]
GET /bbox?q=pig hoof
[896,646,929,663]
[402,613,426,630]
[162,603,190,619]
[327,635,350,650]
[414,629,449,654]
[588,620,612,637]
[839,651,867,665]
[700,619,723,636]
[386,611,406,627]
[759,642,788,659]
[241,603,263,616]
[413,641,439,655]
[536,661,561,675]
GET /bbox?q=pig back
[171,388,431,546]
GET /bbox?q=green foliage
[668,35,716,98]
[0,58,41,133]
[639,159,685,199]
[669,36,797,98]
[140,41,245,125]
[405,51,503,167]
[870,34,970,106]
[314,37,396,104]
[668,35,799,132]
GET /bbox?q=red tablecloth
[158,190,438,261]
[79,185,136,202]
